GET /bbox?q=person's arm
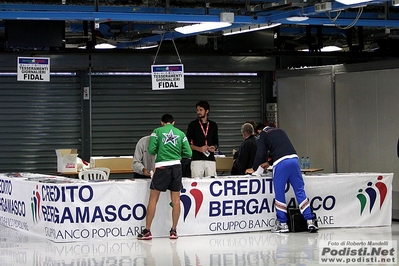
[133,139,146,175]
[235,143,247,171]
[248,131,268,172]
[187,122,208,153]
[260,161,270,169]
[133,159,151,176]
[148,131,158,156]
[208,122,219,153]
[186,122,197,151]
[182,135,193,158]
[246,161,269,174]
[190,144,208,153]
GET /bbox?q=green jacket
[148,123,192,167]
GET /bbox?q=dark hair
[245,120,256,129]
[255,123,265,132]
[196,100,210,111]
[161,113,174,123]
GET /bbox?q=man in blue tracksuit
[246,126,318,233]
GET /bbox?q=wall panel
[335,69,399,219]
[277,70,334,173]
[277,63,399,220]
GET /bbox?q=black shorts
[150,164,182,192]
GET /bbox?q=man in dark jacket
[231,123,257,175]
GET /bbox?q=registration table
[301,168,324,174]
[0,172,392,242]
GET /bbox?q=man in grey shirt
[133,135,155,178]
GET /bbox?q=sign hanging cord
[153,33,182,65]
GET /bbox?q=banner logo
[180,182,204,221]
[31,185,41,223]
[356,176,387,215]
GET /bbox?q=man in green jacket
[138,113,192,240]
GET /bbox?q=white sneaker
[307,220,318,233]
[271,220,289,233]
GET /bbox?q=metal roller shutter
[0,73,81,173]
[91,72,262,158]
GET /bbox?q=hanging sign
[151,64,184,90]
[17,57,50,82]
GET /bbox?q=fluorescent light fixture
[393,0,399,6]
[299,46,343,52]
[175,22,232,34]
[222,23,281,36]
[78,43,117,49]
[94,43,117,49]
[133,43,159,50]
[335,0,372,5]
[320,45,343,52]
[286,16,310,22]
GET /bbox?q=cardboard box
[90,156,133,171]
[56,149,78,172]
[216,157,234,172]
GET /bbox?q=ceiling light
[299,46,343,52]
[78,43,117,49]
[94,43,117,49]
[320,45,343,52]
[175,22,232,34]
[286,16,310,22]
[335,0,372,5]
[133,43,159,50]
[222,23,281,36]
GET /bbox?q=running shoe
[271,221,289,233]
[307,220,319,233]
[138,229,152,240]
[169,228,178,239]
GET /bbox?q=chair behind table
[90,167,110,179]
[78,169,109,181]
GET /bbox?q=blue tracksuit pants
[273,157,313,223]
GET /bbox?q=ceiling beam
[0,11,269,24]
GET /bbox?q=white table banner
[0,172,392,242]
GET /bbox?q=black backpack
[287,208,318,232]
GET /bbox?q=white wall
[335,68,399,219]
[277,68,335,173]
[277,63,399,219]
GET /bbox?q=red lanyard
[199,120,209,146]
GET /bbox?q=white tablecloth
[0,172,392,242]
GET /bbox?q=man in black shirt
[186,100,219,178]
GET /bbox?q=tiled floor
[0,222,398,266]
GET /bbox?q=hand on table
[245,168,254,174]
[260,162,270,169]
[143,168,152,176]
